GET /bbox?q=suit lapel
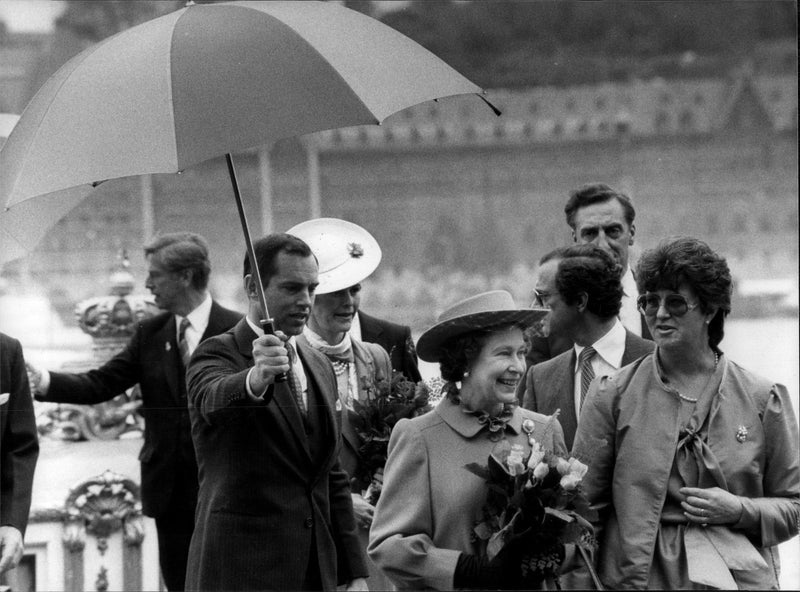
[550,352,578,445]
[158,315,182,402]
[297,342,339,472]
[232,320,312,464]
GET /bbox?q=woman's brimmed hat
[287,218,381,295]
[416,290,549,363]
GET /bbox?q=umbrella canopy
[2,0,489,217]
[0,0,495,332]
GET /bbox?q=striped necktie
[579,346,597,408]
[286,343,307,415]
[178,318,192,367]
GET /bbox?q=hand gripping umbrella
[0,0,497,339]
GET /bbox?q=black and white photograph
[0,1,797,590]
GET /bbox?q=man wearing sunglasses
[520,244,653,449]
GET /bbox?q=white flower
[559,457,589,490]
[507,444,526,476]
[560,474,582,491]
[533,461,549,480]
[567,457,588,480]
[526,440,545,469]
[556,457,571,476]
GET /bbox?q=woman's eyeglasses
[637,293,699,317]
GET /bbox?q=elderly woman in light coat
[368,291,567,590]
[572,237,800,590]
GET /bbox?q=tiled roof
[314,74,797,150]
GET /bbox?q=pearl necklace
[332,360,349,376]
[675,351,720,403]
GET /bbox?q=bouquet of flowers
[350,372,438,504]
[465,413,602,589]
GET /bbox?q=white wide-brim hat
[416,290,549,363]
[287,218,381,295]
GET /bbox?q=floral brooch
[347,242,364,258]
[736,425,749,443]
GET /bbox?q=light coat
[369,398,567,590]
[572,352,800,589]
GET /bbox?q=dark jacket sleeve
[1,335,40,534]
[38,327,144,404]
[397,325,423,383]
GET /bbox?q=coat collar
[435,396,523,439]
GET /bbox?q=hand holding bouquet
[466,413,602,588]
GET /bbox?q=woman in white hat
[368,291,566,590]
[288,218,394,590]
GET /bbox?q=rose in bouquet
[350,372,436,504]
[466,413,602,588]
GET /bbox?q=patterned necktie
[578,346,597,408]
[285,343,307,415]
[178,318,192,367]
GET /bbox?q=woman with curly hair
[572,236,800,589]
[368,291,566,590]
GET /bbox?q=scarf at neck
[448,383,515,441]
[303,326,355,363]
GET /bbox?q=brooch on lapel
[736,425,749,443]
[165,342,172,352]
[522,418,536,447]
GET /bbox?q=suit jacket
[526,315,651,369]
[521,329,654,450]
[36,301,241,517]
[358,311,422,383]
[0,333,39,535]
[186,319,366,591]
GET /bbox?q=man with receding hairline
[28,232,241,591]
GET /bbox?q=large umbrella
[1,0,497,333]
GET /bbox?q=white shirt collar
[176,293,212,353]
[619,266,642,336]
[180,292,212,332]
[574,318,627,371]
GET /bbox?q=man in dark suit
[186,233,367,591]
[356,311,422,382]
[521,245,653,449]
[0,333,39,576]
[527,182,651,366]
[28,233,240,591]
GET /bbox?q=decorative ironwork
[58,470,144,592]
[65,470,142,540]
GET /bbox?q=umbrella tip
[477,94,502,117]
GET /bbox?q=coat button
[304,517,313,528]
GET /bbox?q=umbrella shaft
[226,154,287,383]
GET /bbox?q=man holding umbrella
[186,233,367,591]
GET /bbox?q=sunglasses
[637,293,699,317]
